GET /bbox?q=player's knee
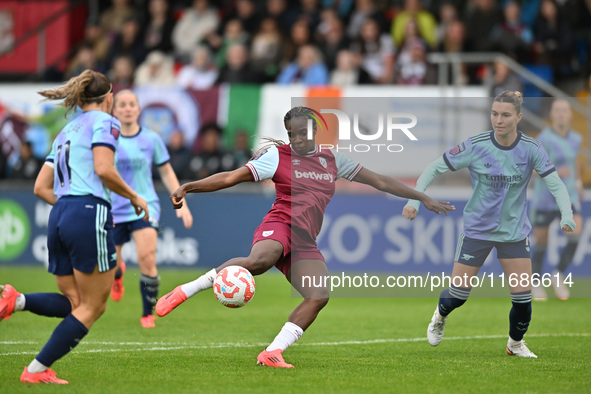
[244,255,275,275]
[307,296,329,311]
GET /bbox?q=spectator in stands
[438,20,471,84]
[347,0,388,40]
[176,46,219,89]
[330,49,372,86]
[227,0,261,37]
[465,0,503,52]
[83,20,111,66]
[190,123,235,179]
[172,0,220,63]
[231,129,253,169]
[65,43,102,79]
[105,16,147,72]
[436,1,459,45]
[167,130,193,181]
[395,38,437,85]
[208,19,250,68]
[216,43,262,84]
[491,59,524,96]
[134,51,176,86]
[282,19,313,66]
[295,0,322,32]
[391,0,438,49]
[8,141,42,180]
[142,0,176,55]
[351,17,395,84]
[100,0,137,40]
[277,44,329,85]
[533,0,573,77]
[491,1,534,62]
[316,11,350,71]
[250,17,284,82]
[109,55,135,94]
[264,0,299,36]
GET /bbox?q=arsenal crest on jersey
[319,157,327,168]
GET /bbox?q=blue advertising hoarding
[1,190,590,276]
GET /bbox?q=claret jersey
[246,144,363,240]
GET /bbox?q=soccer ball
[213,266,256,308]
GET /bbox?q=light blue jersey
[443,131,556,242]
[533,127,581,211]
[46,111,121,203]
[111,128,170,224]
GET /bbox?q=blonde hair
[38,70,112,116]
[113,89,138,108]
[494,90,524,114]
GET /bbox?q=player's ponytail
[251,137,286,160]
[38,70,112,116]
[494,90,524,114]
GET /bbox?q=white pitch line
[0,333,589,357]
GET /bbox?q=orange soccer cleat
[155,286,187,317]
[0,284,20,321]
[20,367,69,384]
[140,315,155,328]
[257,349,294,368]
[111,262,126,302]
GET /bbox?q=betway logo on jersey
[294,170,334,183]
[307,108,418,153]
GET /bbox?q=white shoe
[506,338,537,358]
[531,285,547,301]
[551,271,570,300]
[427,307,448,346]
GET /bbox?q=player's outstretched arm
[34,163,57,205]
[401,156,451,220]
[159,163,193,228]
[94,146,150,221]
[351,167,454,216]
[170,166,253,209]
[542,171,576,233]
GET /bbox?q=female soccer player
[155,106,454,368]
[403,91,575,358]
[531,99,583,301]
[110,90,193,327]
[0,70,149,384]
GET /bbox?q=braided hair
[283,106,318,133]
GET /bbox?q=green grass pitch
[1,265,590,393]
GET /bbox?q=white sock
[27,359,48,373]
[508,337,521,346]
[14,294,25,311]
[180,269,216,298]
[266,322,304,352]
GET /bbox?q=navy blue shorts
[455,233,531,267]
[47,195,116,275]
[113,217,158,246]
[533,205,580,227]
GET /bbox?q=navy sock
[36,314,88,367]
[114,267,123,280]
[438,285,471,316]
[509,291,532,341]
[531,245,546,276]
[557,239,579,273]
[140,274,160,317]
[23,293,71,318]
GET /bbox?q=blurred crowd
[4,0,591,180]
[57,0,591,90]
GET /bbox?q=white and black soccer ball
[213,266,256,308]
